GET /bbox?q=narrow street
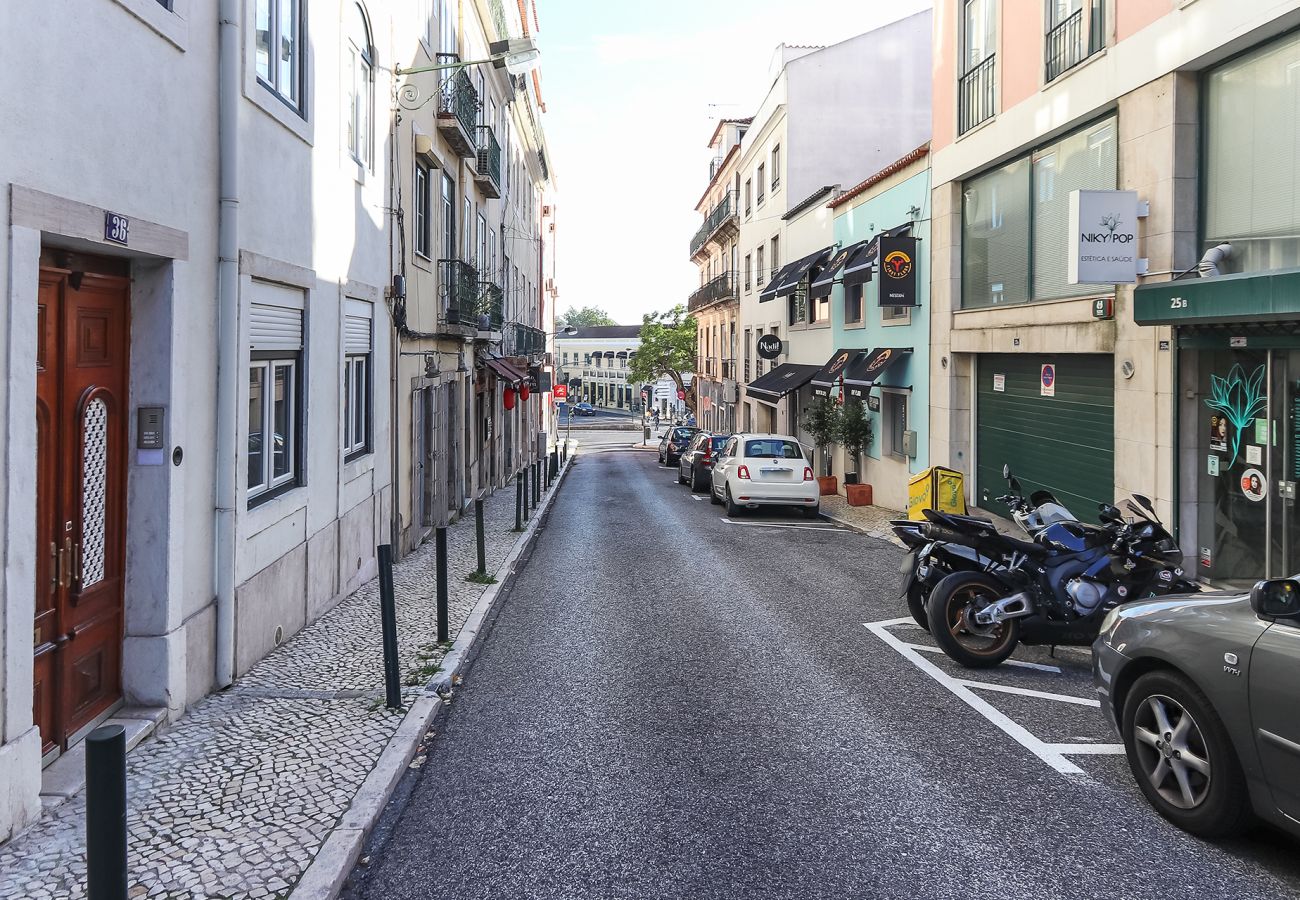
[346,445,1300,900]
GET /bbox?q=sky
[536,0,935,326]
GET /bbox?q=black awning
[746,363,821,403]
[758,262,798,302]
[842,347,912,398]
[810,348,865,396]
[484,356,526,385]
[773,246,835,298]
[810,241,869,298]
[841,240,880,287]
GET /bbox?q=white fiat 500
[709,433,819,518]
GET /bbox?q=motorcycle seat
[998,534,1050,557]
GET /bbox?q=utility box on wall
[902,430,918,459]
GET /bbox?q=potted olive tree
[802,395,841,496]
[837,398,875,506]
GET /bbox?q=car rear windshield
[673,428,697,441]
[744,439,803,459]
[709,436,728,451]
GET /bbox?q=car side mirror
[1250,579,1300,620]
[1002,464,1011,479]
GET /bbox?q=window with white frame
[414,161,431,258]
[247,283,304,503]
[255,0,305,112]
[343,300,373,459]
[770,145,781,190]
[744,253,752,291]
[756,245,765,286]
[438,0,458,59]
[347,4,374,168]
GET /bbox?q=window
[1203,31,1300,276]
[770,236,780,275]
[440,173,456,259]
[961,114,1116,308]
[756,246,765,286]
[744,254,752,291]
[959,0,997,134]
[963,0,996,72]
[247,285,304,503]
[887,393,908,458]
[343,300,373,460]
[463,198,473,260]
[418,0,432,45]
[414,162,431,258]
[438,0,458,58]
[347,4,374,167]
[883,304,910,322]
[745,179,753,216]
[757,164,766,205]
[1045,0,1105,82]
[770,145,781,190]
[810,289,829,325]
[788,288,807,327]
[845,283,864,325]
[255,0,304,111]
[477,212,488,270]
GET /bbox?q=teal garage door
[976,354,1114,524]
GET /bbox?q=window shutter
[344,299,373,354]
[250,304,303,351]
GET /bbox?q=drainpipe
[214,0,241,688]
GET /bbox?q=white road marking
[690,495,709,501]
[1051,743,1126,754]
[866,617,1124,776]
[721,518,846,532]
[954,679,1100,707]
[902,642,1062,673]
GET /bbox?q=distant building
[555,326,643,410]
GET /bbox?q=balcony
[958,53,996,136]
[687,271,738,312]
[436,62,480,158]
[438,258,480,333]
[1045,5,1104,83]
[475,126,502,199]
[506,322,545,359]
[475,281,504,338]
[689,191,739,260]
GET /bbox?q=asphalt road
[345,446,1300,900]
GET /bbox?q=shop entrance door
[1272,352,1300,576]
[35,266,130,756]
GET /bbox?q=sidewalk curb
[288,453,576,900]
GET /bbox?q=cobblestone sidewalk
[820,494,906,547]
[0,471,559,900]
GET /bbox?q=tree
[802,395,841,476]
[626,305,699,418]
[835,398,875,478]
[557,305,616,329]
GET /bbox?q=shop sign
[1040,364,1056,397]
[756,333,783,360]
[993,374,1005,393]
[867,395,881,412]
[878,236,918,307]
[1068,190,1138,284]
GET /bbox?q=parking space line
[954,680,1100,707]
[902,642,1062,674]
[721,518,847,532]
[866,617,1123,776]
[1049,742,1125,754]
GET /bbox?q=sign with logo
[1068,189,1139,284]
[756,333,783,360]
[1040,364,1056,397]
[553,384,568,400]
[867,395,880,412]
[878,235,918,307]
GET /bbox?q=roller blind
[961,157,1031,308]
[1033,115,1117,300]
[344,299,372,354]
[249,304,303,352]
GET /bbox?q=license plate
[761,467,790,474]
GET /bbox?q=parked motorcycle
[922,489,1197,668]
[892,466,1078,631]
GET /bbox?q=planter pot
[816,475,838,496]
[844,472,860,485]
[845,483,873,507]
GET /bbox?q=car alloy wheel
[1131,693,1211,810]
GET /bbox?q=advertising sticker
[1209,415,1228,453]
[1241,468,1266,503]
[1246,445,1263,466]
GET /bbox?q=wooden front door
[35,265,130,755]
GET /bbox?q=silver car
[1093,579,1300,839]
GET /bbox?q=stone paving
[819,493,906,548]
[0,470,558,900]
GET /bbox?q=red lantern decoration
[676,389,686,400]
[520,383,531,402]
[503,386,517,410]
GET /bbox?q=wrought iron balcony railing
[475,126,502,198]
[688,271,737,312]
[507,322,545,358]
[438,258,480,328]
[1045,5,1104,83]
[958,54,996,136]
[689,192,737,258]
[437,64,480,155]
[476,281,504,332]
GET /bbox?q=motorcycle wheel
[926,571,1020,668]
[906,584,930,632]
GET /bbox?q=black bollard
[475,498,486,575]
[86,725,127,900]
[378,545,401,709]
[514,471,523,531]
[522,465,530,518]
[533,461,541,504]
[435,526,449,643]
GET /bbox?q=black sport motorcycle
[892,467,1078,631]
[921,492,1197,668]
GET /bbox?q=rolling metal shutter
[976,354,1114,524]
[249,304,303,351]
[344,299,372,354]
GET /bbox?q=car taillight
[737,465,751,480]
[803,467,814,481]
[702,447,712,460]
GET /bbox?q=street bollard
[378,545,402,709]
[533,461,541,504]
[643,425,651,445]
[522,465,531,518]
[514,471,523,531]
[86,724,127,900]
[435,526,449,643]
[550,449,558,481]
[474,497,486,575]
